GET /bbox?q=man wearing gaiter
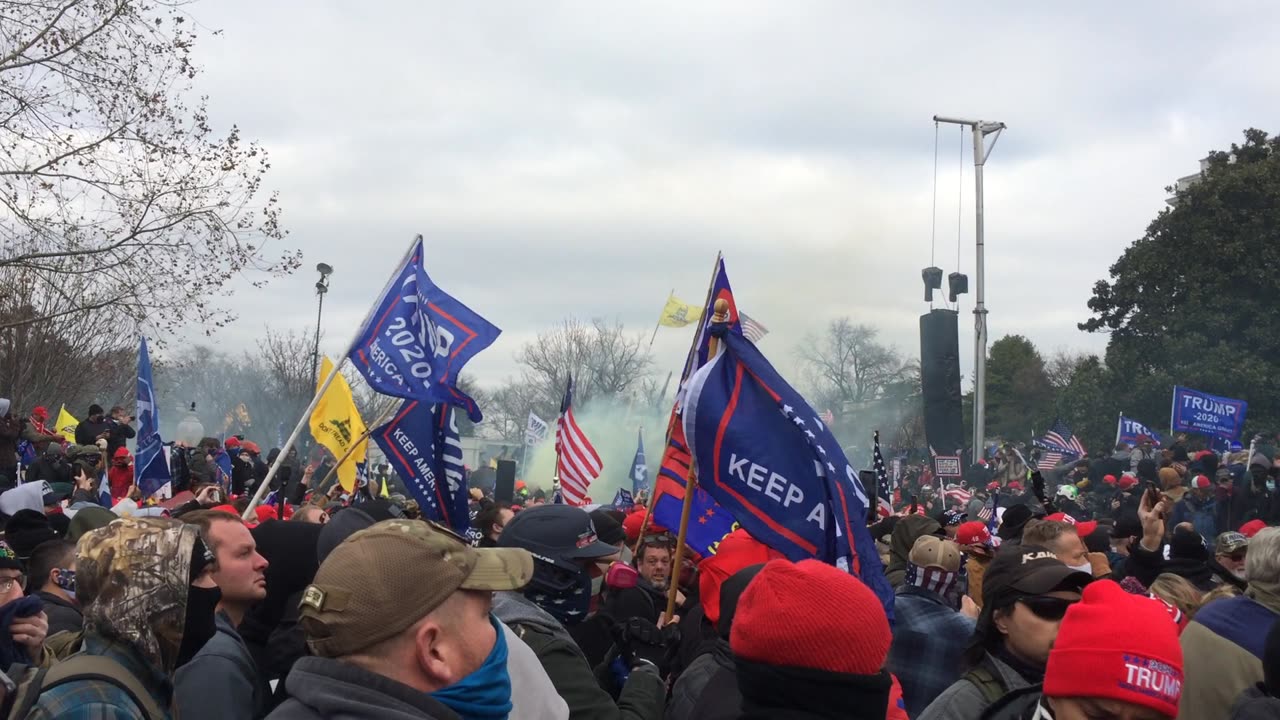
[27,516,223,719]
[272,519,537,720]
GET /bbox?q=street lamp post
[311,263,333,389]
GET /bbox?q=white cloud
[178,0,1280,392]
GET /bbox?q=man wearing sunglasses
[919,544,1092,720]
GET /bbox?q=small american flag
[556,375,602,506]
[819,408,835,425]
[873,430,894,517]
[740,312,769,343]
[1036,419,1086,457]
[1037,451,1065,471]
[944,485,972,506]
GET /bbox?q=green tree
[1053,354,1116,453]
[985,335,1054,441]
[1081,128,1280,435]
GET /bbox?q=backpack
[4,654,164,720]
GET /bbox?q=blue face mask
[1268,480,1276,493]
[54,569,75,600]
[429,615,512,720]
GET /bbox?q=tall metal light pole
[311,263,333,389]
[933,115,1005,457]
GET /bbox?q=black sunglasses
[1016,595,1077,621]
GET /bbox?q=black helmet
[499,505,616,594]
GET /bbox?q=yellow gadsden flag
[56,405,79,443]
[310,358,368,492]
[658,294,704,328]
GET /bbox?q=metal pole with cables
[932,115,1005,459]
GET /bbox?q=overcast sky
[182,1,1280,390]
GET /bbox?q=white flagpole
[1115,411,1123,448]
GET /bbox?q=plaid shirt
[886,585,976,718]
[27,634,172,720]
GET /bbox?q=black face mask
[175,585,221,669]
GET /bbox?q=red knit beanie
[1045,579,1183,718]
[1240,519,1268,538]
[699,529,785,626]
[730,559,890,675]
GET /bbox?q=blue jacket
[886,585,976,718]
[1171,494,1217,540]
[174,610,268,719]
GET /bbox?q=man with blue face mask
[28,539,80,637]
[273,519,545,720]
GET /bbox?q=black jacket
[735,659,891,720]
[36,591,82,636]
[25,458,71,487]
[74,418,110,447]
[668,639,733,720]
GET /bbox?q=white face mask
[1068,562,1093,576]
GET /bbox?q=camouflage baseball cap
[299,519,533,657]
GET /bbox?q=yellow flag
[658,295,704,328]
[56,405,79,443]
[380,477,390,498]
[309,358,368,492]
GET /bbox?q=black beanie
[4,510,57,561]
[718,563,766,639]
[589,509,626,547]
[1170,527,1208,561]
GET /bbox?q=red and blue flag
[681,325,895,619]
[373,399,470,532]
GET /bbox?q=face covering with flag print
[905,562,960,607]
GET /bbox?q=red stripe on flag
[557,405,601,506]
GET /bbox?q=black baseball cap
[982,543,1092,608]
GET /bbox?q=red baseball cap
[1240,519,1268,538]
[986,481,1000,491]
[1046,512,1099,538]
[1193,475,1211,489]
[1102,474,1117,486]
[1008,480,1023,491]
[955,521,993,547]
[1118,474,1139,490]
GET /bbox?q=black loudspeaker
[920,309,965,456]
[495,460,517,503]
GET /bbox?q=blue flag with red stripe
[372,399,470,532]
[682,326,894,619]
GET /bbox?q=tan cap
[909,535,962,573]
[299,519,534,657]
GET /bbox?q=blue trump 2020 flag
[1117,415,1163,447]
[373,399,470,533]
[682,327,894,619]
[1171,386,1248,441]
[350,236,501,422]
[630,430,649,495]
[135,337,171,498]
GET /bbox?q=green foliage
[1082,128,1280,436]
[985,335,1054,441]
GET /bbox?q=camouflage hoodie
[77,516,200,676]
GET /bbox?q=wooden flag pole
[665,298,729,623]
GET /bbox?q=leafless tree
[515,318,654,410]
[477,318,654,444]
[0,0,299,332]
[1044,349,1094,390]
[0,267,134,412]
[797,318,909,413]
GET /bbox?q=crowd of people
[0,396,1277,718]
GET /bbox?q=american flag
[819,408,835,425]
[555,375,602,506]
[1036,419,1086,457]
[944,485,972,506]
[1036,451,1065,471]
[873,430,894,517]
[739,312,769,343]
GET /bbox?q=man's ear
[992,606,1013,636]
[413,618,456,687]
